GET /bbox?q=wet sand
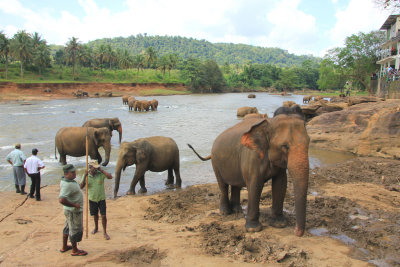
[0,156,399,266]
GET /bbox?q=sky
[0,0,393,57]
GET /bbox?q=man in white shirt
[24,148,45,201]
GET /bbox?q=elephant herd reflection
[54,99,310,237]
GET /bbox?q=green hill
[82,34,319,67]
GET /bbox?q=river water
[0,93,354,197]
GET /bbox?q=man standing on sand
[80,160,112,240]
[6,143,27,194]
[59,164,87,256]
[24,148,45,201]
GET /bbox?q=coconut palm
[133,54,145,82]
[0,31,10,79]
[118,49,133,79]
[96,44,107,72]
[33,42,50,76]
[158,55,169,76]
[145,46,157,69]
[10,30,33,80]
[65,37,81,78]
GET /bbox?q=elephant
[237,106,258,117]
[188,114,310,237]
[314,96,324,101]
[303,96,312,104]
[150,99,159,111]
[55,127,112,166]
[82,117,122,144]
[122,95,130,105]
[244,113,268,120]
[283,101,296,107]
[114,136,182,197]
[273,105,305,121]
[134,100,151,112]
[248,94,256,98]
[128,97,137,111]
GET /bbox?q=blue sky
[0,0,393,57]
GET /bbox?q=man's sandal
[71,250,88,256]
[59,246,72,253]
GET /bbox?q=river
[0,93,354,197]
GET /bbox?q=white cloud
[328,0,391,49]
[264,0,318,55]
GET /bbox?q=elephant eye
[282,144,289,152]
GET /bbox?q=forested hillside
[86,34,319,67]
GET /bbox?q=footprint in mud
[16,219,32,225]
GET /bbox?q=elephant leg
[245,176,264,232]
[173,162,182,188]
[60,154,67,165]
[138,176,147,193]
[165,168,175,189]
[270,169,288,228]
[230,186,242,214]
[127,166,146,195]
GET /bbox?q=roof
[380,15,400,30]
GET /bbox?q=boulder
[282,100,296,107]
[347,96,384,106]
[307,99,400,158]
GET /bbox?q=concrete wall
[377,79,400,99]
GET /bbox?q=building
[377,14,400,77]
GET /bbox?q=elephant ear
[240,118,270,160]
[93,129,100,146]
[132,141,149,164]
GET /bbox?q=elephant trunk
[117,125,122,144]
[102,142,111,166]
[287,145,309,237]
[114,161,123,198]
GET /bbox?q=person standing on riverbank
[80,160,113,240]
[6,143,27,194]
[59,164,87,256]
[24,148,45,201]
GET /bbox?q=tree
[133,54,145,82]
[145,46,157,68]
[317,59,344,91]
[33,43,50,76]
[274,68,300,91]
[201,59,226,93]
[118,49,133,79]
[374,0,400,12]
[158,55,169,75]
[167,53,179,76]
[325,31,385,93]
[10,30,32,80]
[0,31,10,79]
[65,37,81,78]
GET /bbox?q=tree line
[0,29,385,93]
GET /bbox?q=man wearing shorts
[6,143,27,194]
[59,164,87,256]
[80,160,112,240]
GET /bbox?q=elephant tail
[54,142,57,160]
[187,144,211,161]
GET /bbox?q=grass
[298,90,369,97]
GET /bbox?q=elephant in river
[248,94,256,98]
[237,106,258,117]
[273,105,305,121]
[122,95,130,105]
[128,97,137,111]
[55,127,112,166]
[82,117,123,144]
[114,136,182,198]
[150,99,159,111]
[188,114,310,237]
[134,100,151,112]
[303,96,312,104]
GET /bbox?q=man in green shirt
[6,143,27,194]
[59,164,87,256]
[80,160,112,240]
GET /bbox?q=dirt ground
[0,82,187,102]
[0,156,399,266]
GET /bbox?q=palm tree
[96,44,107,72]
[65,37,80,79]
[167,53,179,77]
[33,42,50,76]
[145,46,157,69]
[10,30,32,80]
[133,54,145,82]
[0,31,10,79]
[158,55,169,76]
[32,32,44,49]
[118,49,133,79]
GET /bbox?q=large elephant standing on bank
[82,118,123,144]
[55,127,112,166]
[188,115,310,237]
[114,136,182,198]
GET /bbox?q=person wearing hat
[5,143,27,194]
[80,160,112,240]
[24,148,45,201]
[59,164,87,256]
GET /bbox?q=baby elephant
[114,136,182,197]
